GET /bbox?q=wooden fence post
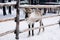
[15,0,20,39]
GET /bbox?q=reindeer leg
[42,23,44,32]
[32,23,34,36]
[37,21,41,35]
[38,20,44,35]
[28,24,31,37]
[42,27,44,32]
[38,28,41,35]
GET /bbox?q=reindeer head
[24,8,32,18]
[25,8,32,14]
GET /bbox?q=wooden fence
[0,1,60,39]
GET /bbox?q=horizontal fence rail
[19,5,60,8]
[20,22,59,33]
[0,14,60,22]
[0,22,59,37]
[0,18,15,22]
[0,30,14,37]
[0,1,16,7]
[43,14,60,18]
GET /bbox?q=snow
[0,8,60,40]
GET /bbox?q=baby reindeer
[24,8,44,36]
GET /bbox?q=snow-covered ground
[0,8,60,40]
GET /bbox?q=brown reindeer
[24,8,44,36]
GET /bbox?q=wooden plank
[19,5,60,8]
[0,30,14,37]
[0,1,16,7]
[0,23,58,37]
[20,23,58,33]
[43,14,60,19]
[19,14,60,22]
[0,18,15,22]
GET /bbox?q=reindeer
[24,8,44,36]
